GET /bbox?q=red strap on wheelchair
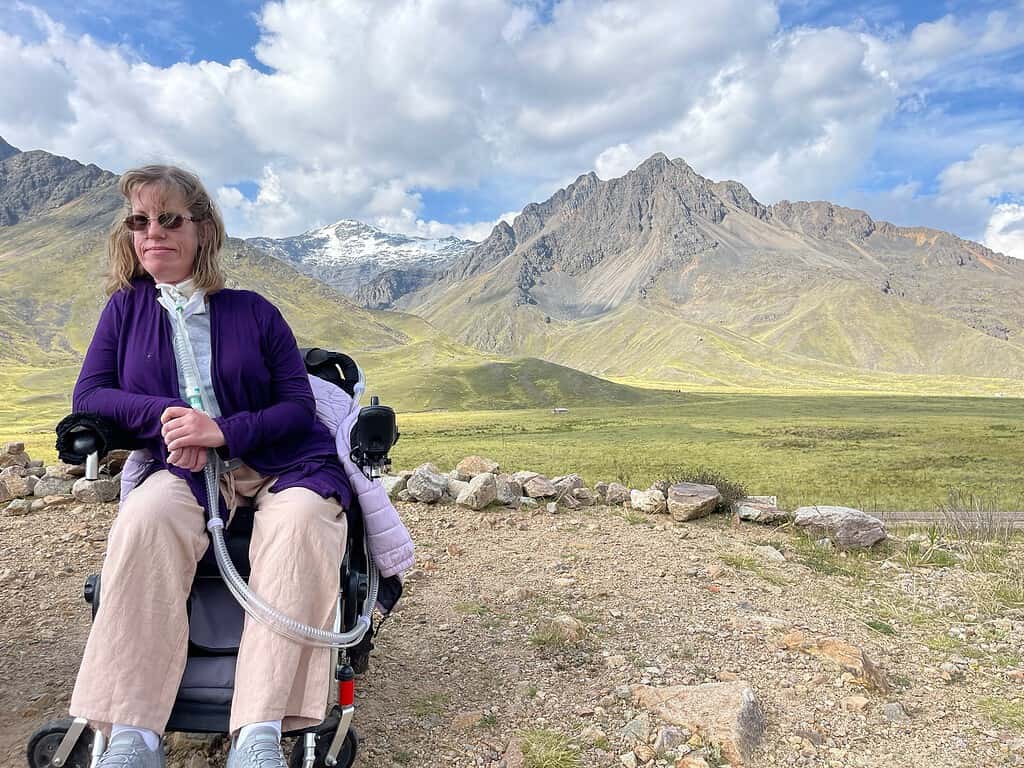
[337,664,355,707]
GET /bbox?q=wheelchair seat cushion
[188,578,244,653]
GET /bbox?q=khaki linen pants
[69,466,346,735]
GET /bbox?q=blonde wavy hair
[105,165,227,295]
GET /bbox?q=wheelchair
[27,351,395,768]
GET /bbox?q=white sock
[238,720,283,745]
[111,724,160,751]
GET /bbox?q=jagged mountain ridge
[0,138,661,417]
[0,141,120,227]
[390,153,1024,387]
[246,219,474,304]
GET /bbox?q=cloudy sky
[1,0,1022,257]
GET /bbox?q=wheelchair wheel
[27,719,93,768]
[288,726,356,768]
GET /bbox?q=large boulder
[630,488,667,514]
[456,473,497,510]
[455,455,500,480]
[0,443,30,470]
[4,498,33,516]
[72,477,120,504]
[0,468,34,501]
[380,474,407,499]
[521,474,556,499]
[446,476,469,500]
[667,482,722,521]
[793,505,886,549]
[406,463,448,503]
[33,476,75,498]
[494,474,522,506]
[571,487,597,506]
[605,482,631,505]
[631,681,766,766]
[552,474,584,495]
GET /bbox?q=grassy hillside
[0,198,679,458]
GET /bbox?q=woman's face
[131,184,200,284]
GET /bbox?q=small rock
[579,725,607,745]
[605,655,629,668]
[4,498,33,516]
[495,474,523,506]
[605,482,631,505]
[840,694,869,712]
[571,487,597,505]
[939,661,964,683]
[632,681,765,765]
[753,544,786,563]
[780,631,890,692]
[630,488,667,514]
[504,585,536,601]
[654,725,690,754]
[545,502,559,514]
[539,615,586,642]
[633,743,657,763]
[452,709,484,730]
[620,713,650,744]
[735,499,788,524]
[619,752,638,768]
[882,702,909,721]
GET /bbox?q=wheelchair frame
[27,443,373,768]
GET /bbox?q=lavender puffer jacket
[119,375,415,578]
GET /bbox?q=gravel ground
[3,499,1023,767]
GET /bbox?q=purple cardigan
[74,277,352,512]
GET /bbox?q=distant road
[868,510,1024,529]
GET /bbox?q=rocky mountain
[247,219,474,304]
[0,138,659,435]
[391,153,1024,392]
[0,141,119,227]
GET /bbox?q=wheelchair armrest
[55,412,136,465]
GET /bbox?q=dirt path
[3,500,1022,767]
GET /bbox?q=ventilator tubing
[168,303,377,649]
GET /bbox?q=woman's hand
[167,446,208,472]
[160,407,226,453]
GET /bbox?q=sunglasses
[124,212,203,232]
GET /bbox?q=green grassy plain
[4,362,1022,514]
[389,394,1024,513]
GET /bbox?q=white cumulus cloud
[0,0,1021,247]
[985,204,1024,259]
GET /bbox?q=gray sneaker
[226,726,286,768]
[95,731,166,768]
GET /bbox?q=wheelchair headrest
[300,348,361,398]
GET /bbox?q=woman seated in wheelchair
[70,165,353,768]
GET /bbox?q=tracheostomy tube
[166,295,376,648]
